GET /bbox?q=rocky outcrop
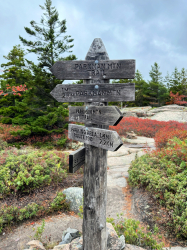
[121,104,187,119]
[123,112,138,118]
[148,104,187,113]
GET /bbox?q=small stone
[26,240,45,250]
[119,235,125,249]
[71,237,83,250]
[59,228,81,245]
[126,131,137,139]
[53,243,70,250]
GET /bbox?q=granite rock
[62,187,83,213]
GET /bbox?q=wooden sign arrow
[69,106,123,126]
[68,124,123,151]
[50,59,135,80]
[69,146,85,173]
[50,83,135,102]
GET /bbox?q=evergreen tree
[148,62,167,106]
[0,45,33,110]
[169,67,182,95]
[133,70,150,107]
[166,67,187,103]
[163,71,171,90]
[180,68,187,96]
[19,0,77,102]
[19,0,76,73]
[149,62,162,84]
[0,1,77,149]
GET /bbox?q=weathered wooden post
[83,39,114,250]
[50,38,135,250]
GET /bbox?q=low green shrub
[0,192,70,234]
[0,147,69,196]
[128,137,187,238]
[107,214,164,250]
[0,138,8,151]
[78,206,163,250]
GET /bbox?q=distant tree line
[111,63,187,108]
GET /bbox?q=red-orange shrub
[154,128,187,149]
[109,117,187,138]
[0,124,23,141]
[166,91,187,105]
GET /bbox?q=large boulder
[62,187,83,213]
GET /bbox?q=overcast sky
[0,0,187,84]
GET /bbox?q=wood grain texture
[68,124,123,152]
[69,146,85,173]
[83,38,109,250]
[50,59,135,80]
[69,105,123,126]
[50,83,135,102]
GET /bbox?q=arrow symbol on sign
[69,106,123,126]
[68,124,123,152]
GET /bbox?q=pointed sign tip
[85,38,109,60]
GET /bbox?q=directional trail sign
[69,105,123,126]
[68,124,123,151]
[69,146,85,173]
[50,37,136,250]
[50,83,135,102]
[50,59,135,80]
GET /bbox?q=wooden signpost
[50,83,135,103]
[69,106,123,126]
[50,38,135,250]
[50,59,135,80]
[68,124,123,151]
[69,146,85,173]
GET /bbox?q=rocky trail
[0,136,186,250]
[0,104,187,250]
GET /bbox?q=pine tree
[149,62,162,84]
[180,68,187,96]
[0,1,77,149]
[169,67,182,95]
[19,0,76,73]
[0,45,33,110]
[163,71,171,90]
[133,70,149,107]
[166,67,187,103]
[148,62,167,106]
[19,0,77,102]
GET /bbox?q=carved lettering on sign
[62,89,120,97]
[73,63,121,77]
[50,83,135,103]
[69,106,123,126]
[50,60,135,80]
[68,124,123,151]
